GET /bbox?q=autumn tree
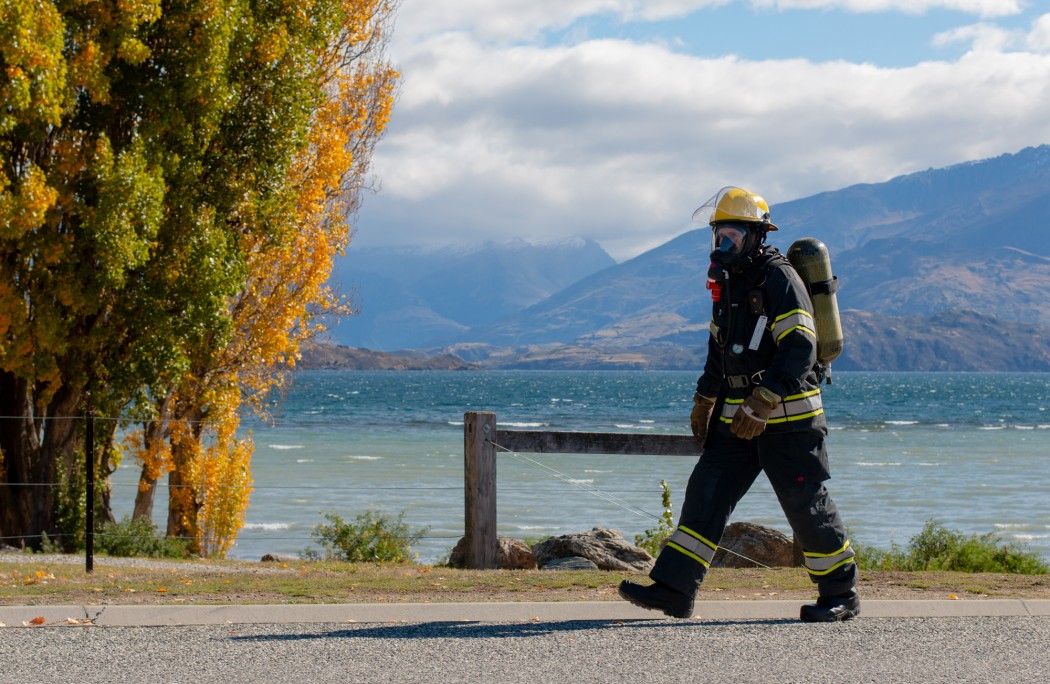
[1,0,398,553]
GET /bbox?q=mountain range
[318,145,1050,371]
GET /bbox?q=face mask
[712,224,750,257]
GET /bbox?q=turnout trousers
[650,426,857,599]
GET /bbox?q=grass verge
[2,557,1049,606]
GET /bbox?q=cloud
[392,1,731,43]
[1029,13,1050,51]
[933,22,1021,51]
[357,3,1050,260]
[391,0,1022,44]
[754,1,1022,19]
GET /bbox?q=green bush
[635,480,675,557]
[304,510,429,563]
[94,516,192,558]
[855,519,1048,574]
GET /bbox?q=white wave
[995,523,1032,530]
[855,462,903,467]
[615,424,655,430]
[447,421,464,426]
[269,444,304,450]
[916,462,942,467]
[638,419,655,424]
[344,455,383,461]
[515,525,550,530]
[584,469,609,474]
[567,479,594,485]
[884,420,918,426]
[1015,534,1050,542]
[243,523,291,531]
[295,459,315,463]
[978,426,1006,431]
[502,422,549,428]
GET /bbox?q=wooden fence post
[463,411,497,569]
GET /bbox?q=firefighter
[618,186,859,622]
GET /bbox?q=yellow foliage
[1,0,398,556]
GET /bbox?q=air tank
[787,237,843,366]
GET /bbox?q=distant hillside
[298,343,478,371]
[433,145,1050,371]
[836,309,1050,372]
[444,308,1050,372]
[323,238,615,349]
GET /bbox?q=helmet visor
[711,223,752,257]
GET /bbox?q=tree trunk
[0,372,80,548]
[132,413,169,522]
[0,373,45,548]
[167,415,204,555]
[133,468,158,521]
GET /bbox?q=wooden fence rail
[462,410,701,569]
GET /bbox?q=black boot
[800,590,860,622]
[618,580,694,618]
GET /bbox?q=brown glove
[730,386,780,440]
[690,393,716,446]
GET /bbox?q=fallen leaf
[156,587,168,593]
[28,617,45,626]
[948,594,958,600]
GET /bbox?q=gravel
[2,616,1047,683]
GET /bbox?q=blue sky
[353,1,1050,260]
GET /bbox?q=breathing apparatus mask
[710,222,759,268]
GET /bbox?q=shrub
[855,519,1048,574]
[95,516,192,558]
[635,480,675,557]
[304,510,429,563]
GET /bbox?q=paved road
[2,602,1048,683]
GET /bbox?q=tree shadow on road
[230,617,794,642]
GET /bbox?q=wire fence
[0,411,677,566]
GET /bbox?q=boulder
[540,556,598,571]
[447,536,537,569]
[531,528,654,572]
[712,521,800,568]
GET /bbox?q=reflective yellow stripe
[720,391,823,425]
[666,525,717,568]
[806,557,856,576]
[666,542,710,568]
[771,309,816,344]
[718,398,743,424]
[775,324,816,343]
[804,540,856,575]
[709,321,719,338]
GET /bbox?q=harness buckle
[727,374,750,389]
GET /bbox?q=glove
[690,393,716,446]
[730,387,780,440]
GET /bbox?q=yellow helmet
[692,186,777,230]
